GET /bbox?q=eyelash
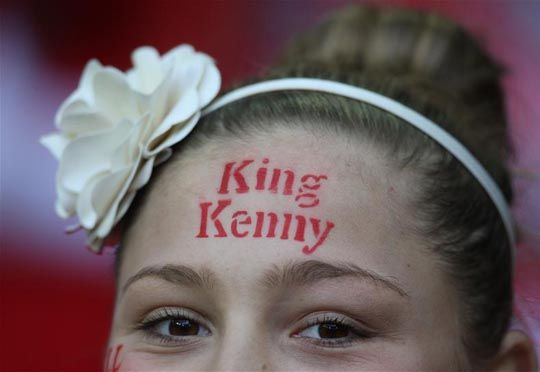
[135,309,374,349]
[293,313,375,348]
[135,307,211,347]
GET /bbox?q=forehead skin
[116,128,463,370]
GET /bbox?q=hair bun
[274,5,506,113]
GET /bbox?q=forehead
[121,129,429,289]
[155,128,413,224]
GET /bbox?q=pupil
[318,323,349,339]
[169,318,199,336]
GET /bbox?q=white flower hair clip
[41,44,221,252]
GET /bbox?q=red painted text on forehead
[195,158,335,254]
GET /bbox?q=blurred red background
[1,0,538,370]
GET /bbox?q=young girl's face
[109,130,464,371]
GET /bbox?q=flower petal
[40,133,69,160]
[76,171,109,228]
[59,120,134,193]
[197,62,221,107]
[146,113,199,158]
[110,124,145,172]
[93,67,142,124]
[92,167,133,219]
[94,207,117,240]
[59,111,114,137]
[173,56,205,93]
[146,68,174,127]
[92,158,141,238]
[129,157,155,191]
[77,166,132,230]
[55,59,102,127]
[55,185,77,218]
[163,44,195,65]
[129,46,164,94]
[86,232,104,253]
[57,100,92,125]
[79,59,103,97]
[144,89,198,156]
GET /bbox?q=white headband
[203,78,516,249]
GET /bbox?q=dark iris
[318,322,350,338]
[169,318,200,336]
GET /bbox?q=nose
[207,314,271,371]
[209,347,268,371]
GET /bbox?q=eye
[298,321,351,339]
[155,317,211,337]
[137,307,211,346]
[292,313,374,348]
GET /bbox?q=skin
[108,128,533,371]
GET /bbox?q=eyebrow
[121,260,408,298]
[260,260,408,298]
[121,264,217,295]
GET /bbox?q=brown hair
[119,4,514,366]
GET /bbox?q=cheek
[106,345,177,372]
[106,342,459,371]
[112,351,208,371]
[104,344,123,372]
[373,334,463,371]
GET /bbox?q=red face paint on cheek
[104,344,123,372]
[196,158,336,255]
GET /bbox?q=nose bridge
[208,307,270,371]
